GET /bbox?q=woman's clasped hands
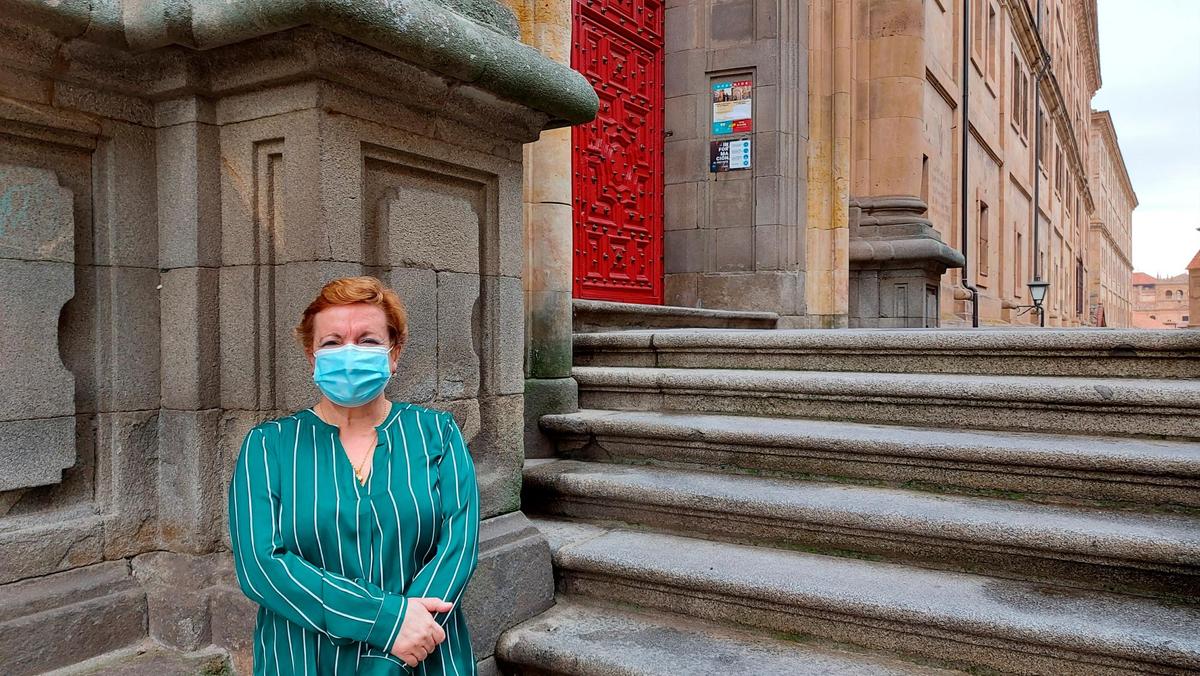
[391,597,454,667]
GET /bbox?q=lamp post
[1026,280,1050,327]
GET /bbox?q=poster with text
[712,80,753,135]
[710,138,752,172]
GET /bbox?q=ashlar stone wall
[0,3,595,673]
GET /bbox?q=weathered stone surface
[538,518,1200,675]
[523,377,578,459]
[0,0,591,671]
[0,512,104,586]
[498,598,952,675]
[572,298,779,332]
[210,585,258,676]
[0,561,147,676]
[574,366,1200,438]
[0,417,76,492]
[542,408,1200,508]
[527,458,1200,597]
[0,162,75,263]
[571,327,1200,378]
[95,411,161,560]
[70,265,162,414]
[382,181,481,274]
[0,162,76,491]
[133,551,231,651]
[462,511,555,659]
[474,394,524,519]
[156,111,220,269]
[157,409,225,553]
[488,275,525,396]
[48,643,231,676]
[160,267,221,410]
[386,266,439,403]
[438,271,483,400]
[92,120,158,268]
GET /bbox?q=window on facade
[1039,116,1051,169]
[1011,53,1029,139]
[1075,258,1084,316]
[978,200,990,279]
[1055,145,1064,194]
[987,4,998,83]
[972,0,985,68]
[1166,290,1174,300]
[1015,230,1024,295]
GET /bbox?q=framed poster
[710,137,751,172]
[712,80,753,135]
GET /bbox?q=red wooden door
[571,0,664,304]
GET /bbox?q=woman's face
[307,302,400,373]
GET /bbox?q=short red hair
[295,276,408,354]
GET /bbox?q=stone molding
[848,196,965,269]
[7,0,598,129]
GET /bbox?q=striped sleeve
[407,412,480,620]
[228,425,407,653]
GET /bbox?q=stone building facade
[1132,272,1190,329]
[1191,250,1200,329]
[0,1,595,674]
[515,0,1128,332]
[1086,110,1136,327]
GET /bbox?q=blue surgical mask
[312,344,392,407]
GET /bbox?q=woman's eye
[360,338,381,345]
[320,341,338,347]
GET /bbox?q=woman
[228,276,481,675]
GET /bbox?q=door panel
[571,0,664,304]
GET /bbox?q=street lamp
[1015,280,1050,327]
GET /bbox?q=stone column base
[524,377,579,459]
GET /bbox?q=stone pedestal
[0,2,595,673]
[848,196,965,328]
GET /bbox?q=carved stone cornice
[4,0,599,128]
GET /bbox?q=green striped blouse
[227,400,480,675]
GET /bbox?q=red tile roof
[1188,250,1200,271]
[1132,272,1158,286]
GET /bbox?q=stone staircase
[497,319,1200,675]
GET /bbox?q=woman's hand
[390,597,454,667]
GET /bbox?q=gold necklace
[315,401,385,484]
[352,450,372,484]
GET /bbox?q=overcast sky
[1091,0,1200,277]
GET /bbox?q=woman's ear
[389,341,404,373]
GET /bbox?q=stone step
[573,299,778,332]
[523,459,1200,596]
[0,561,147,676]
[539,409,1200,507]
[573,328,1200,379]
[495,596,960,675]
[573,366,1200,438]
[533,518,1200,676]
[42,642,231,676]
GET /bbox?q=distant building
[1086,112,1136,327]
[1132,272,1190,329]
